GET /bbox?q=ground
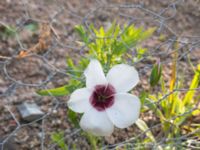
[0,0,200,150]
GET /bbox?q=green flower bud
[150,59,162,87]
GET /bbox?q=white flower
[68,59,141,136]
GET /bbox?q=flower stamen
[90,84,115,111]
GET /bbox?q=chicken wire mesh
[0,0,200,149]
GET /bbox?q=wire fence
[0,0,200,149]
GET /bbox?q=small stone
[57,119,61,124]
[52,109,57,114]
[37,132,44,139]
[17,102,44,122]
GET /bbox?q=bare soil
[0,0,200,149]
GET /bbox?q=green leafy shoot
[86,23,156,67]
[24,22,38,32]
[51,132,68,150]
[37,22,155,149]
[67,109,79,127]
[145,63,200,144]
[183,64,200,105]
[82,132,101,150]
[0,25,16,39]
[149,59,162,87]
[136,119,156,142]
[37,22,154,97]
[135,119,163,149]
[36,85,69,96]
[75,25,89,44]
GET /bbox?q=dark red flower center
[90,84,115,111]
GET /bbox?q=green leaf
[136,119,163,150]
[132,47,147,62]
[51,132,68,150]
[135,119,156,142]
[82,132,100,150]
[146,95,165,121]
[37,85,69,96]
[150,59,162,87]
[141,27,156,40]
[25,23,38,32]
[139,91,149,107]
[75,25,89,44]
[99,26,105,37]
[67,109,79,127]
[0,25,16,38]
[183,64,200,105]
[105,21,117,36]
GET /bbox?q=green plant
[145,60,200,149]
[37,22,155,149]
[51,132,68,150]
[24,22,38,32]
[37,22,155,97]
[0,25,16,39]
[82,132,102,150]
[149,59,162,87]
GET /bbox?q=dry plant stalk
[0,23,58,60]
[18,23,53,58]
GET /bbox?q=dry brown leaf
[17,23,53,58]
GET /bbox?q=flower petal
[80,108,114,136]
[68,88,91,113]
[84,59,107,89]
[106,93,141,128]
[106,64,139,92]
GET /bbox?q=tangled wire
[0,0,200,149]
